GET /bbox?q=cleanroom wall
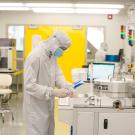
[0,12,127,54]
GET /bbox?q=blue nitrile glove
[73,80,84,89]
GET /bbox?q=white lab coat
[23,37,71,135]
[95,42,108,62]
[95,50,107,62]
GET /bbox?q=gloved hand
[52,88,69,98]
[66,86,78,98]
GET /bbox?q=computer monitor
[87,63,115,80]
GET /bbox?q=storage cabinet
[76,111,94,135]
[98,113,135,135]
[73,108,135,135]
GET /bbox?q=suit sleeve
[24,56,53,100]
[55,62,72,89]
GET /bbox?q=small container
[105,55,120,62]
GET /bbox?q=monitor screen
[87,63,115,80]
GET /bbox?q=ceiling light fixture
[0,7,30,11]
[0,3,24,7]
[25,3,73,8]
[75,4,124,9]
[32,8,120,14]
[0,3,124,14]
[30,3,124,14]
[32,7,74,13]
[75,8,120,14]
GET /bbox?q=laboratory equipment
[59,65,135,135]
[88,63,115,80]
[59,58,135,135]
[105,54,120,62]
[93,78,133,107]
[72,68,88,82]
[0,38,16,72]
[120,25,126,39]
[91,61,133,107]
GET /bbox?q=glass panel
[87,26,105,63]
[87,27,104,50]
[8,26,24,51]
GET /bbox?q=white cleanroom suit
[95,42,108,62]
[23,31,72,135]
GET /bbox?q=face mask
[54,48,64,57]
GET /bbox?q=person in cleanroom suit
[23,31,73,135]
[95,42,108,62]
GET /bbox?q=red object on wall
[107,14,113,20]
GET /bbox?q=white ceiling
[0,0,134,4]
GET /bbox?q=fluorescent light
[0,3,24,7]
[75,8,120,14]
[32,8,74,13]
[26,3,124,9]
[26,3,73,8]
[0,7,30,11]
[75,4,124,9]
[32,7,120,14]
[0,2,29,11]
[30,3,124,14]
[0,2,123,14]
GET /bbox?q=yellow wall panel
[57,27,86,82]
[55,99,70,135]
